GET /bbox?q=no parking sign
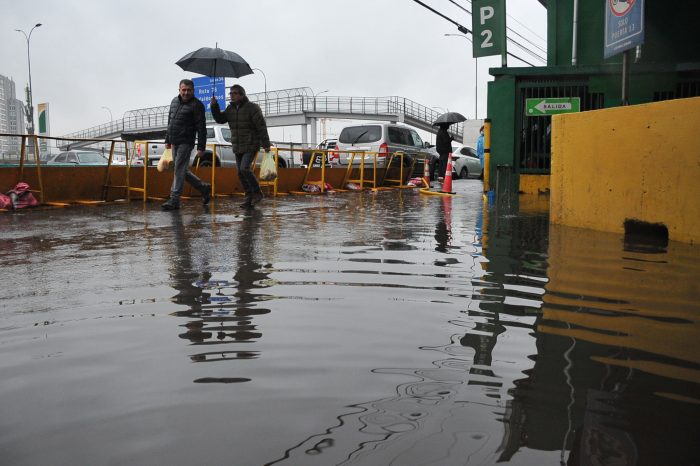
[604,0,645,58]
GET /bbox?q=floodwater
[0,181,698,465]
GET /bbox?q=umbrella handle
[212,60,217,99]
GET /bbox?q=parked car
[302,138,339,167]
[451,145,483,179]
[336,123,434,175]
[318,138,339,165]
[135,125,293,169]
[47,150,109,166]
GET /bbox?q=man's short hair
[231,84,246,96]
[179,79,194,89]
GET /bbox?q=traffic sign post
[472,0,506,64]
[604,0,644,59]
[193,76,225,113]
[604,0,644,105]
[526,98,581,116]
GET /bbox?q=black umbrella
[175,46,253,92]
[432,112,467,126]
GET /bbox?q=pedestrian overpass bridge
[59,87,466,149]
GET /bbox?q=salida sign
[604,0,645,58]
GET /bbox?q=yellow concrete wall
[550,96,700,244]
[519,174,550,194]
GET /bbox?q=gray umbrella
[432,112,467,126]
[175,46,253,90]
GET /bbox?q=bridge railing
[61,94,463,142]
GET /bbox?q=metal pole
[621,50,630,106]
[444,33,477,119]
[252,68,267,115]
[571,0,579,65]
[15,24,42,136]
[101,106,113,121]
[475,58,478,119]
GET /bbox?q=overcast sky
[1,0,546,141]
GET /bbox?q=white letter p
[480,6,495,25]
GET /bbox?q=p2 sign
[604,0,644,58]
[472,0,506,58]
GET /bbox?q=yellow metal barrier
[0,132,132,206]
[341,150,380,190]
[18,134,44,203]
[126,141,152,202]
[301,149,329,193]
[382,151,417,189]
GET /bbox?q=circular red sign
[610,0,636,17]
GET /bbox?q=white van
[336,123,435,173]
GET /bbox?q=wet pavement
[1,180,699,465]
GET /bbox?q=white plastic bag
[157,148,173,172]
[259,151,277,181]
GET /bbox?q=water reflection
[166,211,271,383]
[434,196,452,254]
[266,198,699,465]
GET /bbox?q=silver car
[47,150,109,166]
[336,123,434,174]
[451,145,483,179]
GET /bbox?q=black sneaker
[250,192,264,206]
[201,183,212,205]
[161,199,180,211]
[240,195,253,208]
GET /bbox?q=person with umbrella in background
[434,123,453,182]
[162,79,211,211]
[210,85,271,208]
[431,111,466,182]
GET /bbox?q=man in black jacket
[162,79,211,211]
[434,123,453,182]
[211,84,270,208]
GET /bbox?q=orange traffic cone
[423,156,431,186]
[440,153,455,194]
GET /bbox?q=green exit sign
[526,97,581,116]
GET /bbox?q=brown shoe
[250,192,264,206]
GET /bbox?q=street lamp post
[312,90,329,145]
[444,33,478,119]
[313,89,328,112]
[15,23,42,136]
[101,106,113,122]
[252,68,267,115]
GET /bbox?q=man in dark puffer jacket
[162,79,211,210]
[211,84,271,208]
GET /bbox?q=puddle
[0,184,698,465]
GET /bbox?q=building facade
[0,74,26,159]
[486,0,700,193]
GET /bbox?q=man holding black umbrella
[434,123,453,182]
[162,79,212,211]
[210,85,270,208]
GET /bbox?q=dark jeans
[236,151,261,196]
[170,144,206,203]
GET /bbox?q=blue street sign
[604,0,644,59]
[193,76,225,112]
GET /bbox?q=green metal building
[487,0,700,189]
